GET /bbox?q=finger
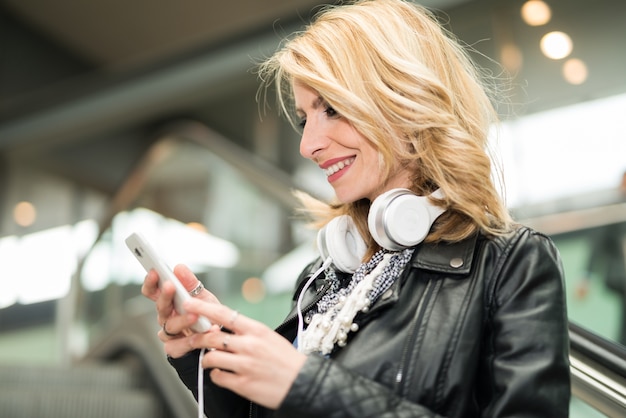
[173,264,219,304]
[159,321,182,340]
[156,280,177,318]
[200,343,241,372]
[160,313,201,339]
[209,367,240,389]
[141,269,161,301]
[184,299,253,335]
[192,330,239,353]
[173,264,202,292]
[164,335,197,359]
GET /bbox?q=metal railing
[569,322,626,417]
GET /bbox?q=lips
[322,157,355,177]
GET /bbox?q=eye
[324,105,339,118]
[298,118,307,129]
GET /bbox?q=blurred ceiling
[1,0,470,81]
[0,0,625,206]
[2,0,326,70]
[0,0,471,195]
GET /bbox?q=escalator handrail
[570,321,626,375]
[569,321,626,417]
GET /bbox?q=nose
[299,121,327,160]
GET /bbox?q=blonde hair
[259,0,513,253]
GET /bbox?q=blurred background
[1,0,625,416]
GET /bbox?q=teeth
[324,158,355,177]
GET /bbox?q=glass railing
[73,122,315,348]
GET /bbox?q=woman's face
[294,83,411,203]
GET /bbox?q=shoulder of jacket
[411,225,546,275]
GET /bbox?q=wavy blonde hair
[258,0,513,254]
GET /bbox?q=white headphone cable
[197,347,207,418]
[296,257,332,350]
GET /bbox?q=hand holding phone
[125,232,211,333]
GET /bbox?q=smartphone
[125,232,211,333]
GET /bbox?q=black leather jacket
[170,225,571,417]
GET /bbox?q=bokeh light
[540,31,573,60]
[563,58,588,85]
[500,43,524,73]
[521,1,552,26]
[13,201,37,227]
[242,277,266,303]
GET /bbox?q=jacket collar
[411,233,478,276]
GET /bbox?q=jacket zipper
[394,278,437,396]
[275,280,329,335]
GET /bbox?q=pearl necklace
[299,248,414,355]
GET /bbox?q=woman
[142,0,571,416]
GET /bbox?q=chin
[334,191,363,204]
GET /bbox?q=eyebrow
[295,95,324,115]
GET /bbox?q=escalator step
[0,387,165,418]
[0,363,141,390]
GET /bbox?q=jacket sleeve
[276,354,444,418]
[480,228,571,417]
[168,350,250,418]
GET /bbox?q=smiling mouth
[323,157,355,177]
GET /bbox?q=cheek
[360,142,384,171]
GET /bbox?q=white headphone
[317,188,445,273]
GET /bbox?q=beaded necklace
[299,247,414,355]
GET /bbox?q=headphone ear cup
[317,215,367,273]
[368,188,445,251]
